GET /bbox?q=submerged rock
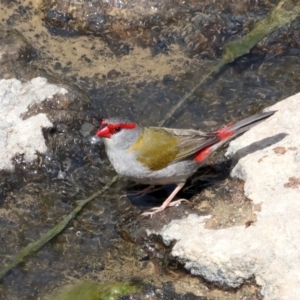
[147,93,300,299]
[42,0,275,57]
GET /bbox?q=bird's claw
[167,198,189,207]
[141,199,189,217]
[140,211,155,218]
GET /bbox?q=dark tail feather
[211,110,276,153]
[230,110,276,135]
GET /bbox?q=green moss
[49,281,140,300]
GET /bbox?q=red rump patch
[194,146,211,162]
[194,122,235,163]
[215,122,234,140]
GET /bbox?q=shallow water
[0,0,300,299]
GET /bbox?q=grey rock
[0,77,68,170]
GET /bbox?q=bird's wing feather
[128,127,219,171]
[161,127,220,163]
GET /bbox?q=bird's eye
[114,126,122,133]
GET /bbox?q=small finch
[96,111,275,217]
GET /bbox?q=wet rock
[1,2,300,299]
[0,26,93,173]
[147,93,300,299]
[0,26,37,79]
[118,202,196,244]
[41,0,300,67]
[42,0,275,57]
[107,69,121,79]
[0,27,35,65]
[43,0,205,34]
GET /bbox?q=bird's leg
[139,185,163,195]
[119,185,163,200]
[141,182,187,217]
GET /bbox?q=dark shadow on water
[125,162,230,210]
[126,184,177,208]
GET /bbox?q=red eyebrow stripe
[110,123,136,130]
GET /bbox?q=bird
[96,111,275,217]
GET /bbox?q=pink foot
[141,198,188,217]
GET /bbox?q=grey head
[95,117,142,151]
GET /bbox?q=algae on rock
[48,281,140,300]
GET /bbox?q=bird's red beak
[96,126,111,138]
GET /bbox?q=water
[0,0,299,299]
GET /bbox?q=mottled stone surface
[149,93,300,299]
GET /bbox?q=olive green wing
[127,127,179,170]
[128,127,219,171]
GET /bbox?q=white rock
[150,93,300,300]
[0,77,67,170]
